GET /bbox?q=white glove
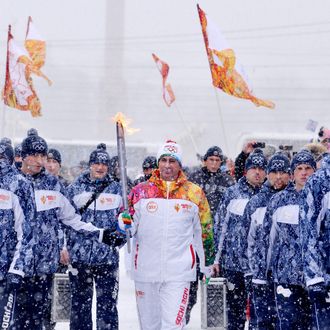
[200,265,214,278]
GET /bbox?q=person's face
[158,156,181,181]
[22,154,46,175]
[143,168,154,176]
[90,163,108,180]
[205,156,222,173]
[293,164,314,191]
[245,167,266,187]
[45,158,61,176]
[321,138,330,151]
[267,171,291,190]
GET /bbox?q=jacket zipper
[161,181,171,282]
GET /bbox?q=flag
[25,16,52,85]
[152,53,175,107]
[197,5,275,109]
[2,25,42,117]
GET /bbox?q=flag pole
[1,25,11,137]
[26,16,32,38]
[213,88,229,153]
[173,102,199,155]
[1,106,7,137]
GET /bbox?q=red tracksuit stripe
[190,244,195,269]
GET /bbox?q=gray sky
[1,0,330,163]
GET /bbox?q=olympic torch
[116,116,131,253]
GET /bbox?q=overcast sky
[1,0,330,163]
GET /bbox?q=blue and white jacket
[0,163,35,280]
[260,182,305,286]
[243,181,279,277]
[67,172,123,266]
[300,154,330,287]
[214,176,260,272]
[22,168,102,277]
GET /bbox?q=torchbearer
[122,140,216,330]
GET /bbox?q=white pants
[135,281,190,330]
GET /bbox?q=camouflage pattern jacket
[255,182,305,285]
[214,176,260,272]
[0,163,35,280]
[189,166,235,219]
[243,181,280,279]
[67,172,123,266]
[300,155,330,287]
[22,168,102,276]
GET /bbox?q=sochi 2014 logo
[146,201,158,213]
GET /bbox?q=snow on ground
[55,249,202,329]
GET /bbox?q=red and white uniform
[128,170,215,330]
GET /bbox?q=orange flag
[2,25,42,117]
[197,5,275,109]
[152,53,175,107]
[25,16,52,86]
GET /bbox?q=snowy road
[55,249,202,330]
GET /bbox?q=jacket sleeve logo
[100,197,114,205]
[41,195,57,204]
[0,194,10,202]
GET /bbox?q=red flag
[152,53,176,107]
[197,5,275,109]
[2,25,42,117]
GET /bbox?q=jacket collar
[149,169,187,193]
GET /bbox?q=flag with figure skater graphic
[2,25,42,117]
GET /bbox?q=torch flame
[112,112,140,135]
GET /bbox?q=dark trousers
[310,287,330,330]
[224,269,247,330]
[69,262,119,330]
[251,282,276,330]
[13,274,53,330]
[275,284,312,330]
[0,279,17,329]
[186,261,201,324]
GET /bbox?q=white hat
[157,140,182,165]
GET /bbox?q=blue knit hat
[291,150,316,171]
[142,156,157,170]
[21,128,48,159]
[0,138,14,164]
[14,144,22,157]
[203,146,223,161]
[245,148,267,171]
[47,148,62,165]
[267,152,290,174]
[89,143,110,166]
